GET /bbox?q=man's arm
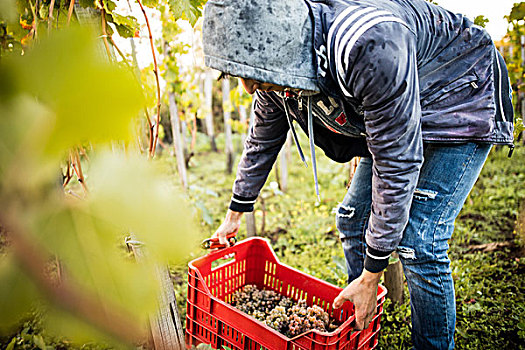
[333,19,423,272]
[213,91,290,244]
[329,18,422,325]
[228,91,290,212]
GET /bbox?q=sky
[436,0,514,41]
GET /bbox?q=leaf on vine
[109,12,140,38]
[101,0,117,13]
[5,338,16,350]
[142,0,160,8]
[167,0,205,26]
[508,2,525,22]
[78,0,96,8]
[32,334,46,350]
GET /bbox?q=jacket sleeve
[335,21,423,272]
[229,91,289,212]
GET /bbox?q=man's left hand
[333,270,382,330]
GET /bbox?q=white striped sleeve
[327,6,408,97]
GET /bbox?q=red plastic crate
[186,237,387,350]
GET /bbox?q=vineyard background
[0,0,524,349]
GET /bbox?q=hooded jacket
[203,0,514,272]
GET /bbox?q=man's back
[309,0,512,144]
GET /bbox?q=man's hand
[211,210,243,247]
[333,270,382,330]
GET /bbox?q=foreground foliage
[0,27,196,347]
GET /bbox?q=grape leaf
[167,0,205,26]
[32,334,46,350]
[101,0,116,13]
[107,12,139,38]
[78,0,96,8]
[142,0,160,8]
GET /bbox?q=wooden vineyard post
[244,98,257,238]
[204,70,218,152]
[126,237,185,350]
[169,91,188,189]
[518,201,525,254]
[347,157,360,187]
[222,78,234,174]
[238,84,248,147]
[278,132,291,193]
[384,252,404,304]
[245,212,257,237]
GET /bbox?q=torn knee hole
[336,204,355,219]
[397,246,416,260]
[413,188,438,201]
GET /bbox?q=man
[203,0,514,348]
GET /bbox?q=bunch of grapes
[231,284,260,315]
[230,285,339,338]
[278,296,293,309]
[254,289,282,314]
[265,306,288,332]
[286,300,330,337]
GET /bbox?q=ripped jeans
[336,142,492,350]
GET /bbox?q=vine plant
[0,0,204,347]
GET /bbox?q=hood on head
[202,0,319,92]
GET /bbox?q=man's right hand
[211,210,243,248]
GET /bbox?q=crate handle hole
[211,253,236,270]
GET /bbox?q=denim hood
[202,0,319,91]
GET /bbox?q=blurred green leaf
[88,153,197,263]
[0,23,194,346]
[3,27,144,156]
[0,0,16,22]
[5,337,16,350]
[33,334,46,349]
[0,255,41,334]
